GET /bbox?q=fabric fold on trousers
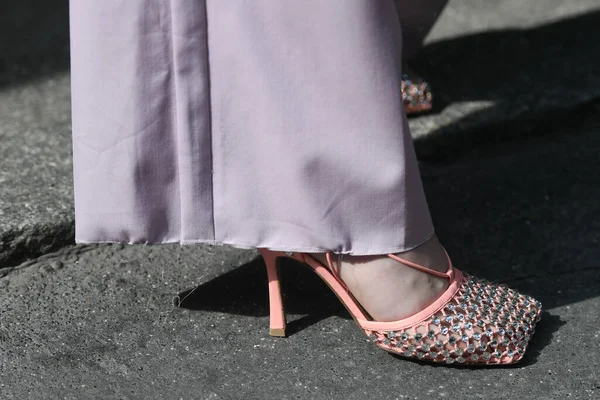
[70,0,435,255]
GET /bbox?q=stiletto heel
[260,249,287,337]
[258,248,542,366]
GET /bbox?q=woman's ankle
[308,234,451,321]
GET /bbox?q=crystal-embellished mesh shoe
[402,74,433,115]
[259,248,542,365]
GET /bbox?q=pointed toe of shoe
[363,273,543,365]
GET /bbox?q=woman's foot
[262,238,542,364]
[312,234,449,322]
[401,62,433,115]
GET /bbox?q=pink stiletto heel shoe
[259,248,542,365]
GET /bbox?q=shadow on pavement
[0,0,70,88]
[418,10,600,107]
[412,10,600,162]
[176,256,353,327]
[423,102,600,304]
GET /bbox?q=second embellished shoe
[259,248,542,366]
[402,74,433,115]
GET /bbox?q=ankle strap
[387,247,454,280]
[317,247,454,281]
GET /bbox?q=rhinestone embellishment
[363,273,542,365]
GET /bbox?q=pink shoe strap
[387,246,454,280]
[316,246,453,294]
[325,252,350,292]
[320,247,454,281]
[297,249,462,329]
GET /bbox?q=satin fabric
[69,0,443,255]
